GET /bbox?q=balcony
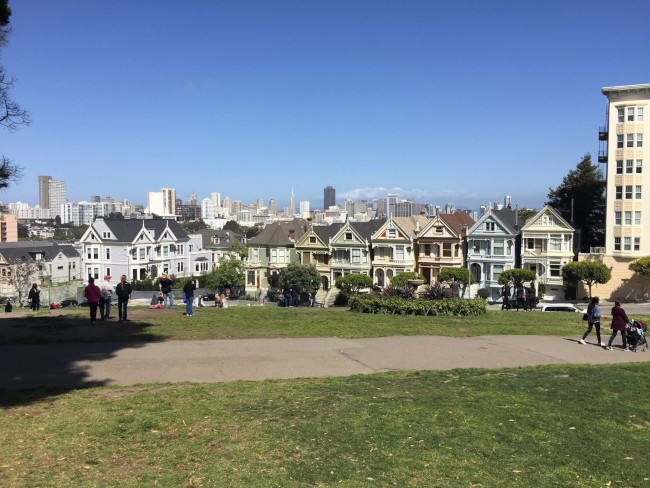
[598,140,608,163]
[598,126,608,141]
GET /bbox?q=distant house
[196,229,246,265]
[0,241,82,299]
[294,223,343,292]
[466,208,522,301]
[329,220,384,284]
[79,218,212,284]
[520,205,575,299]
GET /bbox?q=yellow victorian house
[294,223,343,292]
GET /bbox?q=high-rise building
[0,213,18,242]
[231,200,243,214]
[268,198,277,215]
[48,180,67,217]
[387,194,398,219]
[504,195,512,208]
[324,186,335,209]
[211,192,221,208]
[91,194,101,203]
[162,188,176,216]
[299,200,310,218]
[38,176,52,209]
[289,189,295,216]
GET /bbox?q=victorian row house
[79,218,212,284]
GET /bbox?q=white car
[541,303,586,313]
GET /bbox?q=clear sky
[1,1,649,212]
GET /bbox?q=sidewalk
[0,335,647,389]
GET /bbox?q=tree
[180,219,207,233]
[202,253,245,289]
[497,268,537,286]
[278,263,321,295]
[243,225,261,239]
[0,1,30,190]
[547,154,605,252]
[223,220,243,234]
[561,260,611,299]
[7,257,38,302]
[335,274,373,294]
[17,222,28,238]
[629,256,650,279]
[389,271,426,287]
[517,208,537,223]
[228,240,248,260]
[437,267,474,297]
[106,212,124,219]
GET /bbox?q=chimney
[288,229,295,242]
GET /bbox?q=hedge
[348,295,487,316]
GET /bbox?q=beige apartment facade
[585,83,650,300]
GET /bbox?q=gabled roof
[469,208,521,236]
[305,223,344,245]
[247,218,307,246]
[197,229,245,250]
[94,219,189,243]
[521,205,575,232]
[349,219,386,240]
[392,215,430,238]
[0,242,81,263]
[439,212,475,237]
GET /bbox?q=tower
[38,175,52,209]
[324,186,335,209]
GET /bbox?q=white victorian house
[466,208,521,302]
[520,205,575,300]
[80,218,212,285]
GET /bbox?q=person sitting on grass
[149,292,164,309]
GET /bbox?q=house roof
[0,242,81,263]
[392,215,430,237]
[439,212,475,236]
[349,219,386,240]
[196,229,245,250]
[247,218,307,246]
[492,208,522,234]
[97,219,189,243]
[311,223,344,243]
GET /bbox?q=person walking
[183,277,196,316]
[501,281,511,310]
[115,274,132,322]
[27,283,41,311]
[606,300,630,350]
[84,277,102,325]
[515,283,528,311]
[160,273,175,309]
[99,275,114,320]
[579,297,605,346]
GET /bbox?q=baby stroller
[626,320,648,353]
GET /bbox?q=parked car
[541,303,586,313]
[59,299,79,308]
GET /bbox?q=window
[614,237,621,251]
[93,267,99,279]
[615,211,621,225]
[628,107,635,121]
[252,249,259,262]
[106,248,110,259]
[616,160,623,174]
[492,264,504,281]
[395,245,404,260]
[639,107,644,121]
[345,232,352,240]
[638,134,643,147]
[309,236,316,244]
[624,237,631,251]
[635,211,641,225]
[637,159,643,173]
[278,249,286,263]
[189,244,193,252]
[379,247,385,259]
[435,227,444,234]
[636,185,642,199]
[336,250,346,262]
[270,249,277,263]
[87,247,92,260]
[616,186,622,199]
[493,239,504,255]
[626,159,634,173]
[627,134,634,147]
[442,243,452,257]
[388,229,396,237]
[618,108,624,122]
[247,271,256,287]
[617,135,624,148]
[526,238,535,250]
[550,234,563,251]
[177,261,184,272]
[351,249,361,263]
[106,267,111,278]
[625,211,632,225]
[485,222,495,232]
[634,237,641,251]
[139,248,145,260]
[473,241,480,253]
[625,185,633,199]
[163,246,169,257]
[131,249,137,260]
[549,261,561,277]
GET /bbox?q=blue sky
[1,1,649,212]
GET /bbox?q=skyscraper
[38,175,52,209]
[162,188,176,215]
[48,180,67,217]
[289,188,295,216]
[324,186,335,209]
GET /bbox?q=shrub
[389,272,426,287]
[348,295,487,316]
[477,288,490,299]
[335,274,373,294]
[384,285,416,300]
[537,283,546,299]
[419,282,452,301]
[334,290,350,306]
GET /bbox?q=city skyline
[1,2,649,210]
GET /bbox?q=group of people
[282,282,301,307]
[84,275,132,324]
[580,298,644,350]
[500,280,537,311]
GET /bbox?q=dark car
[59,299,79,308]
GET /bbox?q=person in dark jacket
[580,296,605,346]
[115,274,132,321]
[183,277,196,316]
[160,273,175,309]
[283,282,293,307]
[501,281,511,310]
[606,300,629,350]
[527,283,537,311]
[292,283,300,307]
[28,283,41,311]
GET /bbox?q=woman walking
[115,275,132,322]
[606,300,629,350]
[579,297,605,346]
[27,283,41,311]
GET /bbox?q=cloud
[340,186,482,203]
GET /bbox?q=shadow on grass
[0,311,169,404]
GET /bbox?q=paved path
[1,335,648,389]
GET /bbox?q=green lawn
[5,307,648,344]
[2,364,649,487]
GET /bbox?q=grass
[1,364,650,487]
[4,306,648,344]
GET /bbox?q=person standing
[283,282,293,307]
[99,275,114,320]
[450,278,461,298]
[292,283,300,307]
[84,277,102,325]
[606,300,629,350]
[501,281,511,310]
[115,274,132,322]
[527,282,537,310]
[515,283,528,311]
[579,297,605,346]
[160,273,175,309]
[183,277,196,316]
[28,283,41,311]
